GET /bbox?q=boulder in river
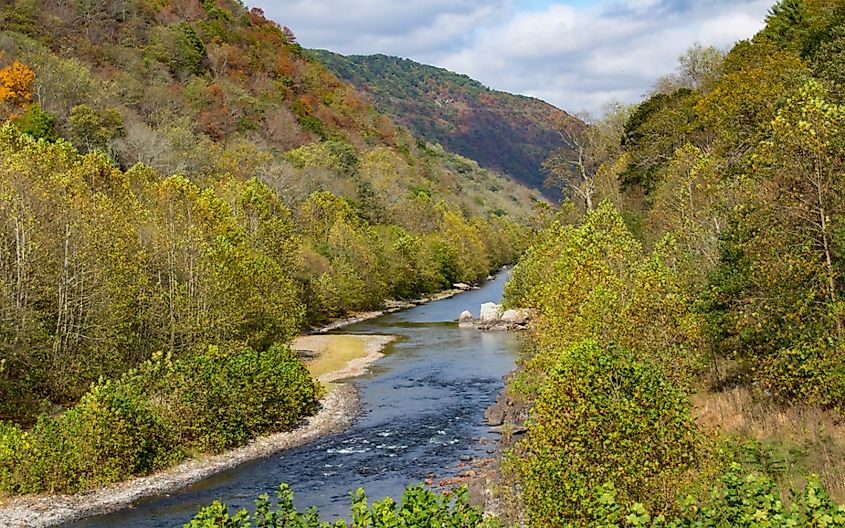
[501,309,530,325]
[453,282,472,291]
[458,310,474,328]
[479,302,502,322]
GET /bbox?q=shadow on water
[68,272,519,528]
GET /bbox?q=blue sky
[255,0,774,114]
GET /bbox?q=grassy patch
[293,335,377,380]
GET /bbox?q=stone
[459,310,474,321]
[452,282,471,291]
[500,308,530,325]
[479,302,502,322]
[484,406,505,426]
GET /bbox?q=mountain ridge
[310,50,568,197]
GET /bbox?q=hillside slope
[311,51,568,197]
[0,0,544,429]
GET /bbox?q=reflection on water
[69,272,519,528]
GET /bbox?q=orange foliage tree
[0,61,35,108]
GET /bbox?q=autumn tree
[0,61,35,116]
[760,79,845,339]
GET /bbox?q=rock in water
[479,302,502,322]
[458,310,474,328]
[501,309,530,325]
[453,283,471,291]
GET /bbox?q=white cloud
[255,0,774,114]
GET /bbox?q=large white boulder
[479,302,502,322]
[453,283,471,291]
[501,308,531,325]
[458,310,474,328]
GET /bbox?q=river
[68,272,519,527]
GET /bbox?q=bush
[514,339,702,527]
[13,103,56,140]
[587,464,845,527]
[185,483,494,528]
[151,344,323,452]
[0,344,322,494]
[3,379,181,494]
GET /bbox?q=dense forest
[311,51,568,197]
[0,0,543,494]
[500,0,845,525]
[181,0,845,525]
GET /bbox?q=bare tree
[544,103,629,211]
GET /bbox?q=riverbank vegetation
[0,0,539,497]
[185,484,493,528]
[500,0,845,525]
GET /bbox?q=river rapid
[68,272,519,527]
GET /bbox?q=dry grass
[693,385,845,500]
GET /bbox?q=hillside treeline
[0,0,539,493]
[504,0,845,525]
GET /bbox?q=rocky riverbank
[308,287,467,334]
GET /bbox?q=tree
[760,79,845,340]
[517,340,701,527]
[652,44,725,95]
[544,104,627,211]
[67,104,125,154]
[0,61,35,112]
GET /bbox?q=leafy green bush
[149,344,323,452]
[1,378,180,494]
[513,339,703,527]
[13,103,56,140]
[185,483,494,528]
[586,464,845,527]
[0,344,321,494]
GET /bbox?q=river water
[68,272,520,527]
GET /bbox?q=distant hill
[310,51,568,197]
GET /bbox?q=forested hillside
[0,0,543,494]
[501,0,845,525]
[311,51,568,197]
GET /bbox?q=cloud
[255,0,774,114]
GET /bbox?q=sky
[254,0,775,115]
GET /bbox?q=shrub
[3,380,180,494]
[13,103,56,140]
[185,483,494,528]
[514,339,702,527]
[0,344,322,494]
[586,464,845,527]
[152,344,323,452]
